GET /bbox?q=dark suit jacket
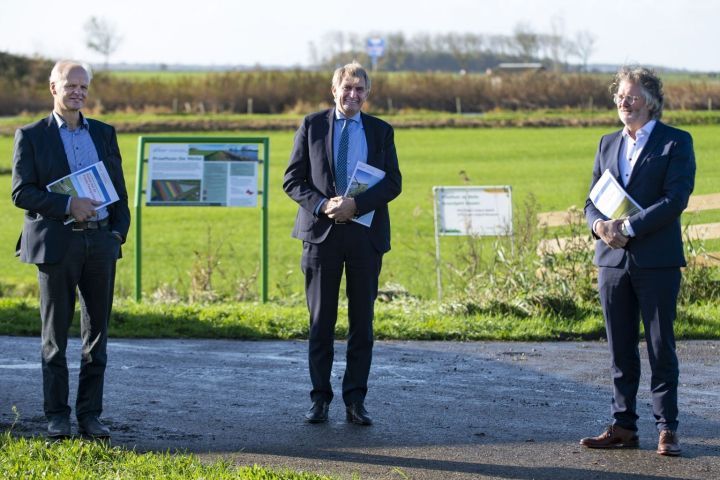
[584,121,696,268]
[11,114,131,264]
[283,108,402,253]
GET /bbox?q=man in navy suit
[581,67,695,456]
[283,62,402,425]
[11,60,130,439]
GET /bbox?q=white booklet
[589,169,642,219]
[344,162,385,227]
[47,162,119,225]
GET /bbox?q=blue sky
[1,0,717,71]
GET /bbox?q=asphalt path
[1,336,719,479]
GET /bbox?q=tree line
[309,24,597,72]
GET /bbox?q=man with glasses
[11,60,130,439]
[581,67,695,456]
[283,62,402,425]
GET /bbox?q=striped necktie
[336,119,350,195]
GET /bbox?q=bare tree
[570,31,597,72]
[487,34,512,56]
[511,23,540,62]
[84,16,122,69]
[308,41,320,66]
[545,16,570,72]
[315,31,350,68]
[385,32,409,70]
[442,33,483,72]
[409,32,437,57]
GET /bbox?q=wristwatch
[620,221,630,237]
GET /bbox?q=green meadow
[1,124,719,301]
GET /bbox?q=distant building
[486,63,545,75]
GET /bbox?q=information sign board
[147,143,258,206]
[434,186,513,236]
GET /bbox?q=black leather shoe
[78,416,111,438]
[47,416,71,439]
[346,402,372,426]
[304,401,329,423]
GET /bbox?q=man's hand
[596,219,629,249]
[70,197,102,222]
[324,196,357,222]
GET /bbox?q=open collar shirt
[613,119,657,237]
[52,111,107,221]
[619,119,657,187]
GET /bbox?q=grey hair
[332,61,371,92]
[610,66,664,120]
[49,60,93,85]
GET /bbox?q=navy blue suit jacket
[11,114,131,264]
[584,121,696,268]
[283,108,402,254]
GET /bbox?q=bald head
[49,60,93,85]
[49,60,92,120]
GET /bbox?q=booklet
[47,162,120,225]
[343,162,386,227]
[589,169,642,219]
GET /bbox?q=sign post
[432,186,513,302]
[134,136,270,302]
[366,37,385,71]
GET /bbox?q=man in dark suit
[11,60,130,439]
[581,67,695,456]
[283,62,402,425]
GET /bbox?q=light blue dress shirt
[314,110,369,215]
[53,111,108,221]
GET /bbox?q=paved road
[1,336,719,479]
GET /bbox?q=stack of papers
[589,169,642,219]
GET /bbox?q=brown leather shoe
[657,430,681,456]
[580,425,639,449]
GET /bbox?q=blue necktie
[336,119,350,195]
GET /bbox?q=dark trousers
[598,257,681,432]
[301,223,382,406]
[37,228,120,421]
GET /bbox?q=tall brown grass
[3,69,720,116]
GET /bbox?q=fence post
[247,98,254,115]
[455,97,462,115]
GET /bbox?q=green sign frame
[133,136,270,303]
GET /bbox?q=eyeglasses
[613,94,642,106]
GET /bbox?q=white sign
[147,143,258,207]
[434,186,512,236]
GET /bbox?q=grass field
[1,123,719,301]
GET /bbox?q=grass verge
[0,430,332,480]
[1,297,719,341]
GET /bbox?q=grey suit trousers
[38,227,121,420]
